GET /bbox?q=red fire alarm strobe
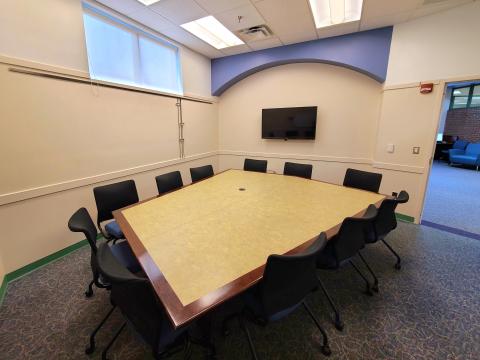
[420,83,434,94]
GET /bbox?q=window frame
[449,84,480,110]
[82,2,184,96]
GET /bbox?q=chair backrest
[68,207,98,253]
[244,158,268,173]
[331,204,378,262]
[260,234,327,320]
[283,162,313,179]
[465,143,480,156]
[374,190,410,238]
[453,139,469,150]
[343,168,382,193]
[96,243,173,353]
[190,165,214,183]
[155,171,183,195]
[93,180,139,225]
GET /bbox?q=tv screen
[262,106,317,140]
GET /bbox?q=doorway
[422,80,480,238]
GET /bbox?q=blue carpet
[422,161,480,235]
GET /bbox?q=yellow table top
[121,169,384,306]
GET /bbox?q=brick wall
[444,107,480,143]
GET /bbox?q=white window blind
[82,5,183,95]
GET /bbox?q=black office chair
[316,205,378,331]
[67,207,141,298]
[94,243,214,360]
[244,158,267,173]
[343,168,382,193]
[283,162,313,179]
[366,191,410,270]
[239,234,331,359]
[190,165,214,183]
[155,171,183,195]
[93,180,139,241]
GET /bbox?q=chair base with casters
[317,256,377,331]
[84,275,110,298]
[316,204,379,331]
[99,320,215,360]
[367,190,410,270]
[381,237,402,270]
[237,302,331,360]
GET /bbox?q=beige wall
[219,63,381,161]
[0,0,88,73]
[0,59,218,273]
[0,0,217,274]
[386,1,480,86]
[0,255,5,285]
[0,0,212,97]
[217,63,422,219]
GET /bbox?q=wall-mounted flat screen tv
[262,106,317,140]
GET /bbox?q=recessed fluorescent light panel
[136,0,161,5]
[309,0,363,29]
[181,16,244,49]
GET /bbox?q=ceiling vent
[237,25,273,42]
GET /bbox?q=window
[82,4,183,95]
[450,84,480,110]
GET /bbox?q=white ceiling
[95,0,475,58]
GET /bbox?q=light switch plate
[387,144,395,153]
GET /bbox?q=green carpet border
[0,236,99,306]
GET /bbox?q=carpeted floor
[1,222,479,360]
[423,161,480,235]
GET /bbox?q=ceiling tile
[247,36,283,50]
[218,44,252,56]
[361,0,422,20]
[359,11,411,31]
[215,4,266,31]
[128,8,174,33]
[160,26,224,57]
[317,21,360,39]
[95,0,146,15]
[254,0,317,40]
[149,0,208,24]
[277,31,317,45]
[194,0,251,14]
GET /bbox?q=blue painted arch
[211,27,393,96]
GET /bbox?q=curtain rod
[8,67,214,104]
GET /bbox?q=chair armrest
[449,149,464,156]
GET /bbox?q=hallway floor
[422,161,480,236]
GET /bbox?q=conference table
[114,169,385,329]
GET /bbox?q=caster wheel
[321,344,332,356]
[334,320,344,331]
[85,345,95,355]
[394,263,401,270]
[372,284,379,293]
